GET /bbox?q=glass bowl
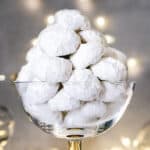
[14,81,135,140]
[13,79,135,150]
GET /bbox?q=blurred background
[0,0,150,150]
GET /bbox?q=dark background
[0,0,150,150]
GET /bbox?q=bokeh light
[76,0,94,12]
[111,146,123,150]
[0,75,6,81]
[94,16,107,29]
[127,57,142,78]
[0,140,7,147]
[0,121,4,126]
[121,137,131,148]
[46,15,55,25]
[104,35,116,44]
[133,139,139,147]
[50,147,59,150]
[0,130,6,137]
[31,38,38,46]
[22,0,42,12]
[9,73,18,81]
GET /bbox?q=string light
[0,121,4,126]
[94,16,107,29]
[0,75,6,81]
[31,38,38,46]
[9,73,18,81]
[50,147,59,150]
[111,146,123,150]
[47,148,59,150]
[127,57,142,77]
[133,139,139,147]
[22,0,42,12]
[46,15,54,25]
[8,121,15,136]
[0,130,7,137]
[76,0,94,12]
[121,137,131,148]
[0,140,7,147]
[104,35,116,44]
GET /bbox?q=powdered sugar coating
[48,89,80,111]
[71,42,104,69]
[63,69,103,101]
[91,57,127,83]
[55,9,91,31]
[39,24,81,57]
[16,9,129,128]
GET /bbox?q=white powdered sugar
[79,29,106,44]
[71,42,104,69]
[32,56,72,83]
[16,9,129,128]
[100,81,127,102]
[24,80,59,104]
[55,9,91,31]
[48,89,80,111]
[91,57,127,83]
[39,24,81,57]
[64,69,103,101]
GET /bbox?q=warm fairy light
[0,140,7,147]
[127,58,138,67]
[9,73,18,81]
[133,139,139,147]
[31,38,38,46]
[8,121,15,136]
[121,137,131,148]
[76,0,94,12]
[141,147,150,150]
[94,16,107,29]
[46,15,55,25]
[0,75,6,81]
[50,147,59,150]
[111,146,123,150]
[0,130,7,137]
[104,35,116,44]
[0,121,4,126]
[23,0,42,12]
[127,57,142,77]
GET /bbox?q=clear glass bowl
[15,81,135,140]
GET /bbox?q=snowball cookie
[54,9,91,31]
[64,69,103,101]
[100,81,127,102]
[103,47,127,65]
[91,57,127,83]
[16,64,33,82]
[64,101,106,127]
[38,24,80,57]
[81,101,107,119]
[32,56,72,83]
[64,108,86,127]
[26,46,45,63]
[79,29,106,45]
[23,103,62,125]
[24,80,59,105]
[16,64,33,97]
[71,42,104,69]
[48,89,80,111]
